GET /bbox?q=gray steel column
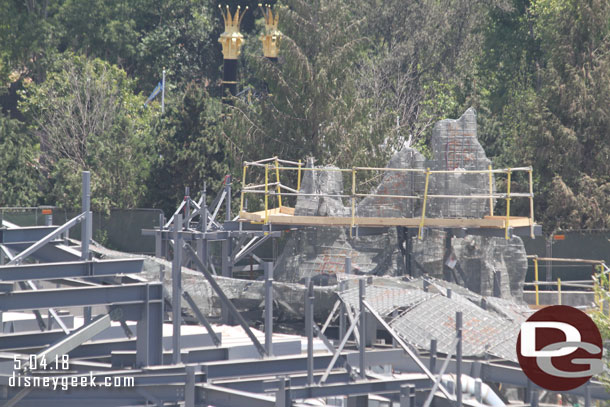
[185,365,195,407]
[172,214,183,364]
[345,256,351,275]
[81,171,92,323]
[474,378,482,403]
[155,213,164,258]
[531,388,539,407]
[430,338,437,374]
[184,187,190,229]
[221,239,230,323]
[276,376,291,407]
[81,171,91,260]
[585,383,591,407]
[359,279,366,379]
[339,281,346,342]
[306,279,314,386]
[264,261,274,357]
[136,285,163,367]
[225,175,232,221]
[202,183,208,232]
[456,311,463,407]
[400,384,416,407]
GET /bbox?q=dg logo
[516,305,603,391]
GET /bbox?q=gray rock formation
[274,108,529,301]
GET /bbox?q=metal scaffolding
[0,171,606,407]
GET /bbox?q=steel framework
[0,171,605,407]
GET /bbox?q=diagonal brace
[183,244,267,357]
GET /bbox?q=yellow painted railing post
[557,278,562,305]
[488,164,494,216]
[240,164,247,213]
[274,158,282,208]
[264,164,269,224]
[297,160,302,192]
[528,167,535,238]
[505,169,512,240]
[351,168,356,238]
[534,258,539,306]
[418,168,431,240]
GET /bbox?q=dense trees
[0,0,607,233]
[19,55,156,211]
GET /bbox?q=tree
[0,112,41,206]
[19,54,156,211]
[146,82,230,215]
[224,0,386,169]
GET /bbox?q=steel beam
[362,300,453,399]
[0,227,58,244]
[183,244,267,357]
[182,291,221,347]
[0,259,144,282]
[290,376,432,400]
[0,283,162,312]
[34,314,111,368]
[7,213,85,266]
[201,383,275,407]
[172,215,182,364]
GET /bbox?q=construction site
[0,4,609,407]
[0,103,608,407]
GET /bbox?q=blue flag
[144,81,163,106]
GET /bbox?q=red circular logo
[516,305,603,391]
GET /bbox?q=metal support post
[81,171,91,260]
[585,383,591,407]
[185,365,195,407]
[400,384,416,407]
[276,376,291,407]
[339,281,346,343]
[345,256,351,275]
[531,388,539,407]
[392,309,398,347]
[456,311,463,407]
[155,213,164,258]
[184,187,190,229]
[359,279,366,379]
[202,182,208,232]
[430,338,437,373]
[225,175,232,221]
[221,238,230,323]
[474,378,482,403]
[447,288,452,298]
[264,261,274,357]
[136,284,164,367]
[172,214,182,364]
[306,279,314,386]
[81,172,92,322]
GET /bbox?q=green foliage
[0,0,606,232]
[19,54,156,212]
[146,82,230,215]
[591,269,610,388]
[0,112,41,206]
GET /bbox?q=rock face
[273,108,529,301]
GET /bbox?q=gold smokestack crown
[218,5,248,60]
[259,4,282,58]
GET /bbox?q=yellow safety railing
[527,256,606,306]
[241,158,536,239]
[418,168,431,240]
